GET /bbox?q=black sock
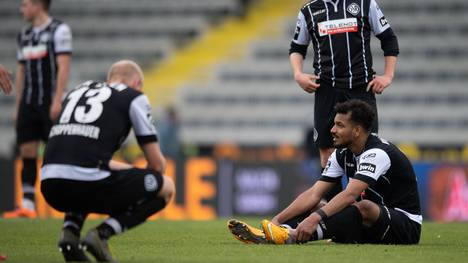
[113,196,167,231]
[97,223,116,240]
[22,158,37,202]
[313,206,363,243]
[63,213,86,237]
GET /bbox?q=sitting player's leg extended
[227,219,269,244]
[262,206,364,245]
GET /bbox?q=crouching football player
[41,60,175,262]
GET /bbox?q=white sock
[105,218,123,234]
[280,224,296,244]
[22,198,35,211]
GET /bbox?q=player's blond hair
[107,60,144,87]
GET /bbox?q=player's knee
[353,200,380,223]
[158,175,175,203]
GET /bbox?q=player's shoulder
[333,147,354,167]
[361,135,394,158]
[50,17,66,27]
[301,0,320,10]
[107,83,146,103]
[49,18,71,32]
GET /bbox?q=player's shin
[21,158,37,208]
[316,206,363,243]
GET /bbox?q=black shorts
[41,167,164,215]
[314,83,378,149]
[363,205,421,244]
[16,104,52,144]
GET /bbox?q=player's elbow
[377,28,399,56]
[289,42,308,58]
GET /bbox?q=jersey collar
[33,17,52,34]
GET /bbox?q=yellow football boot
[227,219,269,244]
[261,219,290,245]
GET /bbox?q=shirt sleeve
[129,94,158,145]
[319,150,344,183]
[54,23,72,54]
[289,11,310,58]
[292,11,310,45]
[368,0,391,36]
[354,148,391,185]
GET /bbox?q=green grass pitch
[0,218,467,262]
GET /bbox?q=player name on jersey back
[318,18,358,36]
[49,123,100,139]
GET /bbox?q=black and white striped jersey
[320,134,422,224]
[17,17,72,106]
[290,0,399,89]
[43,81,158,179]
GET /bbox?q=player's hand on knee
[295,72,320,93]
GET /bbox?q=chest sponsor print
[318,18,358,36]
[22,44,48,60]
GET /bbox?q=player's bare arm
[50,54,70,121]
[272,180,334,225]
[290,53,320,93]
[108,160,133,170]
[14,64,25,122]
[141,142,166,174]
[0,64,13,95]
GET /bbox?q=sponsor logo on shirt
[359,163,376,173]
[362,153,376,159]
[379,16,388,27]
[313,9,326,16]
[347,3,360,16]
[294,25,301,40]
[318,18,358,36]
[22,44,48,60]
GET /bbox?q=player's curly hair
[334,99,375,132]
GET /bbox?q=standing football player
[290,0,399,200]
[4,0,72,218]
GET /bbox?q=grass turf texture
[0,218,467,262]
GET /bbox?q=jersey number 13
[59,86,112,124]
